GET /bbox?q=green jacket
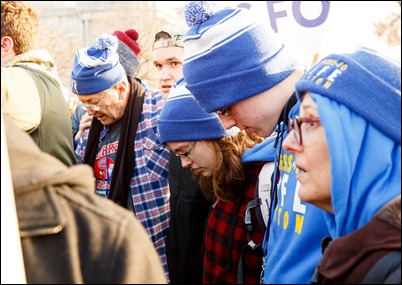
[1,49,76,166]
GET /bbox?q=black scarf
[83,80,145,207]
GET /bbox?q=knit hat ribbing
[112,29,141,56]
[112,29,141,81]
[296,47,401,143]
[157,78,228,143]
[182,1,298,113]
[71,33,126,95]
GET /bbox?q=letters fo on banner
[236,1,331,67]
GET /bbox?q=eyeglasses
[82,91,108,111]
[174,141,196,159]
[288,116,321,145]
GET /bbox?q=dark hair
[154,31,172,42]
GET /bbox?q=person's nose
[86,108,97,116]
[283,130,302,153]
[159,67,172,81]
[218,114,237,130]
[180,157,192,168]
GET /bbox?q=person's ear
[116,79,129,100]
[1,36,15,61]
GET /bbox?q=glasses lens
[175,152,188,159]
[84,104,100,111]
[175,142,195,159]
[292,117,301,145]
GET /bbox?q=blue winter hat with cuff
[182,1,298,113]
[71,33,126,95]
[296,47,401,143]
[157,78,228,143]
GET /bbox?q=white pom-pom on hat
[184,1,221,27]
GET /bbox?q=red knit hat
[112,29,141,56]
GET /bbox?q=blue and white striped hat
[71,33,126,95]
[182,1,298,113]
[157,78,228,143]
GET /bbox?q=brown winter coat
[315,196,401,283]
[4,115,167,284]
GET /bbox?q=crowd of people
[1,1,400,284]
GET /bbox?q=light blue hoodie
[312,93,401,239]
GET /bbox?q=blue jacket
[244,100,330,284]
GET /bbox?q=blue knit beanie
[157,78,228,143]
[71,33,126,95]
[182,1,298,113]
[296,47,401,143]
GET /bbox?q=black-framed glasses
[288,116,321,145]
[174,141,197,159]
[82,90,108,111]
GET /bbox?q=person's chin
[298,185,316,205]
[161,89,170,98]
[97,116,112,126]
[193,171,202,179]
[193,168,210,177]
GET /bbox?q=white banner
[230,1,400,66]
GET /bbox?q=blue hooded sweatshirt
[311,93,401,239]
[243,101,330,284]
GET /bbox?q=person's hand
[74,112,93,143]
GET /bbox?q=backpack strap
[244,198,263,249]
[254,162,275,232]
[363,250,401,284]
[238,202,262,284]
[237,161,275,284]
